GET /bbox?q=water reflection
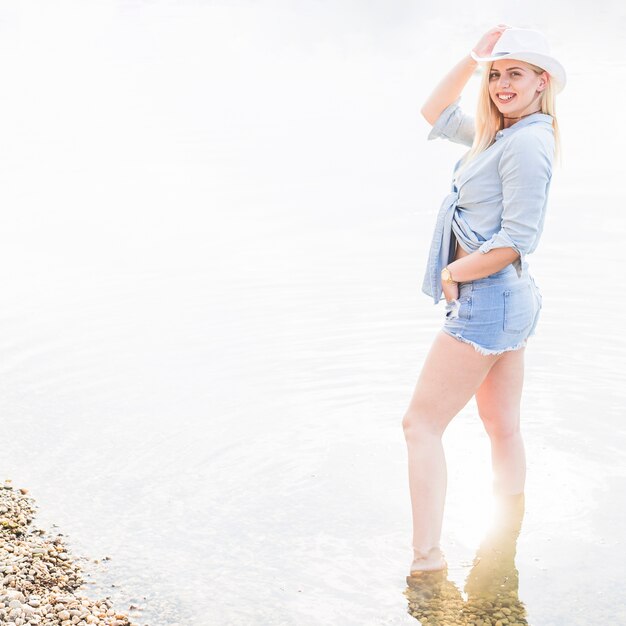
[404,493,527,625]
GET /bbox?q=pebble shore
[1,479,142,626]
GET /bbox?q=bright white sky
[0,1,622,286]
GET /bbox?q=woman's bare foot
[409,546,448,575]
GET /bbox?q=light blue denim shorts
[441,263,543,356]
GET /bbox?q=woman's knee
[402,410,445,441]
[479,412,521,440]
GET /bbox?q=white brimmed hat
[470,27,566,94]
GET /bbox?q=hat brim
[470,50,566,94]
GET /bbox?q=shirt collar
[494,112,553,141]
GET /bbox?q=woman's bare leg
[475,346,526,495]
[402,330,500,570]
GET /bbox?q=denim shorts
[441,262,543,356]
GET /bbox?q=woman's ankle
[413,544,442,559]
[410,545,447,572]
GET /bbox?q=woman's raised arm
[420,24,511,125]
[420,54,478,126]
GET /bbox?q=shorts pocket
[503,283,533,334]
[460,295,472,320]
[445,295,472,321]
[444,298,460,319]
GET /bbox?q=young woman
[402,25,566,574]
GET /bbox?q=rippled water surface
[0,2,625,625]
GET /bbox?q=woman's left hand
[442,280,459,303]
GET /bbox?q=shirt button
[496,131,503,138]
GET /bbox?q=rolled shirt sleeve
[426,97,475,147]
[478,129,554,277]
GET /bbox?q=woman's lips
[496,93,516,103]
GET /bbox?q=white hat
[470,27,566,94]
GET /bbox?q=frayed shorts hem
[441,327,528,356]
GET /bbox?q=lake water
[0,2,625,625]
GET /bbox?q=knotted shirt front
[422,97,555,304]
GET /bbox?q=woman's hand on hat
[471,24,511,58]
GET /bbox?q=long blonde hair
[456,60,562,179]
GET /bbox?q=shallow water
[0,2,625,625]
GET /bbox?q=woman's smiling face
[488,59,548,118]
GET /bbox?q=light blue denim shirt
[422,96,555,304]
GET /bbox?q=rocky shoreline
[1,479,142,626]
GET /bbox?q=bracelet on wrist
[441,266,458,283]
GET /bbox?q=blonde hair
[456,60,562,180]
